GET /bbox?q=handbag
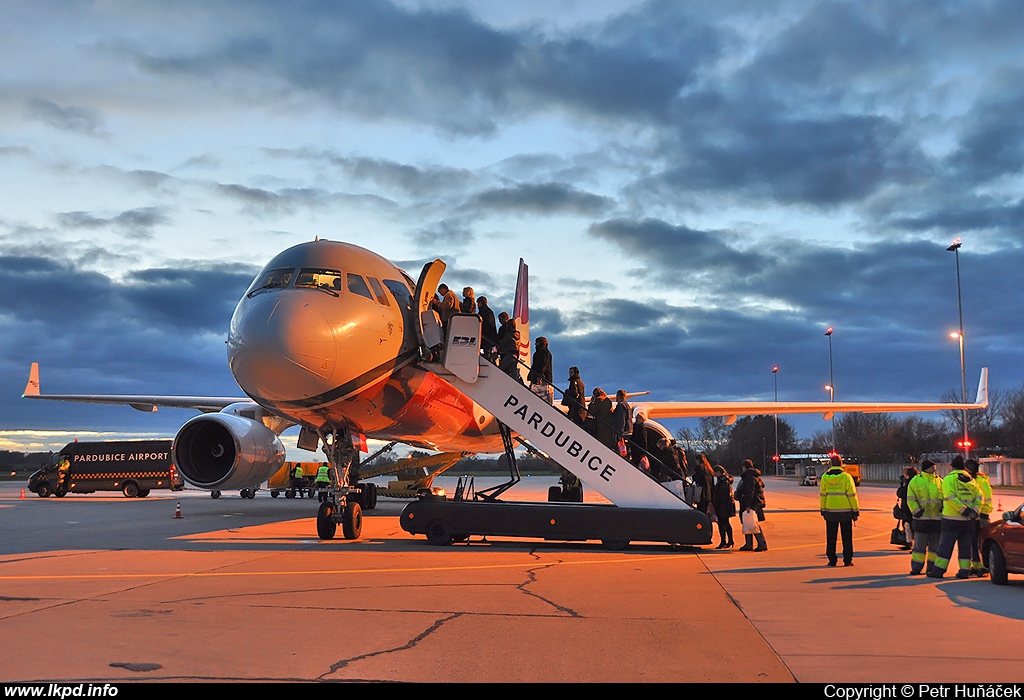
[892,501,902,520]
[890,521,908,547]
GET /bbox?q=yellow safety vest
[820,467,859,513]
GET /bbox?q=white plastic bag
[741,508,759,535]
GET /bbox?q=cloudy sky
[2,0,1021,453]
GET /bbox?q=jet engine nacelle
[172,411,286,490]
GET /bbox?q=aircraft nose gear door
[414,259,446,351]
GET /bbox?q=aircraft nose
[228,293,337,402]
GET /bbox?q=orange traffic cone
[20,488,26,499]
[173,501,183,519]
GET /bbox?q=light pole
[772,365,779,475]
[947,238,969,459]
[825,326,835,453]
[825,383,835,453]
[951,331,970,458]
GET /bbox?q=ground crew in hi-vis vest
[907,460,943,575]
[928,455,983,579]
[965,458,993,577]
[315,463,331,502]
[819,457,859,567]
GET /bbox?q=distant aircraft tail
[513,258,530,383]
[975,367,989,407]
[23,362,40,397]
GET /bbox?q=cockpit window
[383,279,413,310]
[367,277,390,306]
[246,267,295,296]
[347,273,374,300]
[295,268,343,293]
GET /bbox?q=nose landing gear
[314,426,364,540]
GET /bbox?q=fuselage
[227,239,503,452]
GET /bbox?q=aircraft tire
[317,502,337,540]
[363,482,377,510]
[123,482,139,498]
[36,483,52,498]
[989,542,1008,585]
[342,501,362,540]
[425,518,452,546]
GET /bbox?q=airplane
[23,238,990,539]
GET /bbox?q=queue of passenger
[428,281,762,553]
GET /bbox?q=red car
[981,503,1024,585]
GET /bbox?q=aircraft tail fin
[975,367,989,407]
[23,362,40,397]
[513,258,530,383]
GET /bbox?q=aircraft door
[414,259,446,349]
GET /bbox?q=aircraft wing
[22,362,248,413]
[635,368,989,422]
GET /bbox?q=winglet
[975,367,989,407]
[23,362,40,397]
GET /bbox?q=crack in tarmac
[516,561,581,617]
[320,612,463,679]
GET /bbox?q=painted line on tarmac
[0,553,685,581]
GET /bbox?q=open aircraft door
[414,259,446,349]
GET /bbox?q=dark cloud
[947,80,1024,184]
[26,98,105,136]
[123,0,718,134]
[471,182,612,216]
[0,255,258,431]
[650,102,925,206]
[584,218,1024,393]
[216,183,394,215]
[57,207,170,237]
[0,255,256,334]
[267,150,477,197]
[412,218,476,249]
[590,218,761,278]
[888,197,1024,236]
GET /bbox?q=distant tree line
[0,451,51,473]
[675,385,1024,470]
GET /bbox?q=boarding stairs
[423,314,690,510]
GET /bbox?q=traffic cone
[173,502,183,519]
[20,488,25,499]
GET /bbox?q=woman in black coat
[589,388,616,451]
[735,459,768,551]
[711,465,736,549]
